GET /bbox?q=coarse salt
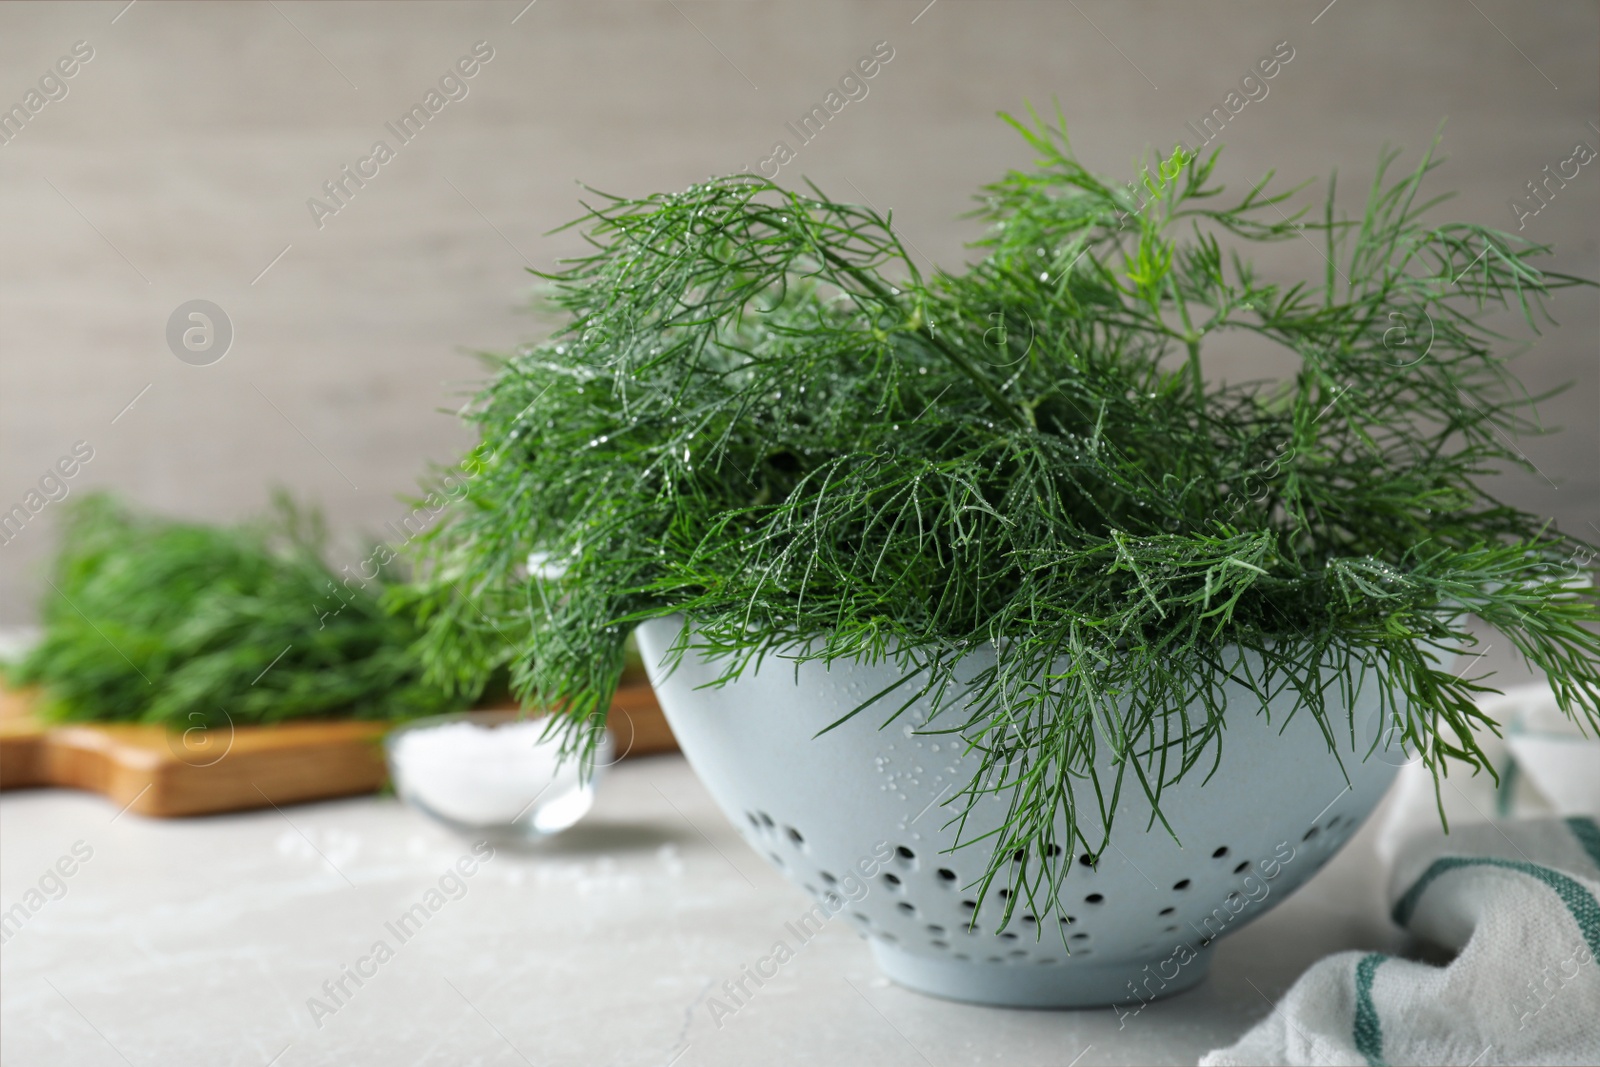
[389,719,582,826]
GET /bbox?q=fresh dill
[400,110,1600,927]
[10,492,463,726]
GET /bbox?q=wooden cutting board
[0,682,676,818]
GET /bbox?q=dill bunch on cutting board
[8,493,462,727]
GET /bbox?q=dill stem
[1186,339,1204,407]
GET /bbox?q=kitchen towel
[1201,683,1600,1067]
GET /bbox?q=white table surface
[0,748,1418,1067]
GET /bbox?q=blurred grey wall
[2,0,1596,624]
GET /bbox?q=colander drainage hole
[986,956,1004,964]
[1212,846,1230,858]
[1165,925,1179,933]
[953,953,971,961]
[785,826,805,848]
[926,924,946,935]
[1008,949,1028,959]
[819,871,838,885]
[1159,907,1176,916]
[1074,948,1094,957]
[1058,915,1077,926]
[931,940,949,949]
[896,846,916,863]
[897,902,917,916]
[960,900,977,912]
[1085,893,1105,904]
[1070,932,1090,942]
[745,812,759,830]
[881,873,902,890]
[1233,861,1251,875]
[1303,826,1320,842]
[1078,853,1097,869]
[1021,915,1037,925]
[1172,879,1191,891]
[768,852,785,869]
[936,868,958,884]
[757,811,774,829]
[1000,932,1019,941]
[1038,958,1059,965]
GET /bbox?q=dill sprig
[400,110,1600,928]
[11,493,461,726]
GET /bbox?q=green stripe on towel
[1393,856,1600,962]
[1353,953,1388,1067]
[1565,816,1600,870]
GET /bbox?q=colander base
[869,939,1213,1009]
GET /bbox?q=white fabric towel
[1202,683,1600,1067]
